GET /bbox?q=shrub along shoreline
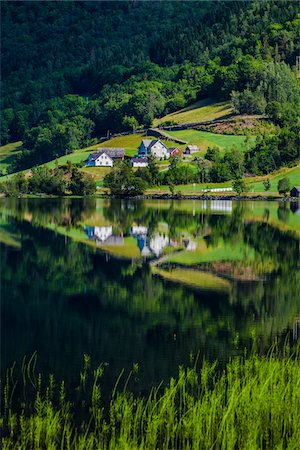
[1,346,299,449]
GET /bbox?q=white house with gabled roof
[138,139,169,159]
[86,148,125,167]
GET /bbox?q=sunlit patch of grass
[0,141,23,156]
[167,130,256,153]
[0,141,22,172]
[79,166,112,182]
[154,98,233,126]
[151,265,230,292]
[249,163,300,193]
[2,345,299,449]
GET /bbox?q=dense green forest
[1,0,300,172]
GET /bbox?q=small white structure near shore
[185,145,199,154]
[131,157,148,168]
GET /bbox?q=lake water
[1,198,299,396]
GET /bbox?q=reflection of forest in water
[1,198,299,393]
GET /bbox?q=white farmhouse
[86,148,125,167]
[138,139,169,159]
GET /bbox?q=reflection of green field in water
[0,227,21,248]
[243,202,300,235]
[165,242,255,266]
[99,236,141,259]
[47,223,142,259]
[143,200,300,235]
[152,265,230,292]
[0,216,21,248]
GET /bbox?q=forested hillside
[1,0,300,173]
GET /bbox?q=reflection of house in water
[149,234,170,257]
[84,226,124,245]
[201,200,233,212]
[139,238,152,257]
[131,226,148,235]
[130,225,151,257]
[131,226,169,257]
[183,238,197,251]
[290,202,300,214]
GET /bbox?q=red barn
[170,147,183,157]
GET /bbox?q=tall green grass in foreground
[1,346,300,449]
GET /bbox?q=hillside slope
[2,0,299,178]
[154,99,233,126]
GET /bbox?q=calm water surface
[1,198,299,394]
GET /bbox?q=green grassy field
[154,98,233,126]
[0,141,22,172]
[167,130,256,153]
[1,133,176,179]
[144,164,300,195]
[249,164,300,193]
[2,137,298,197]
[97,134,145,156]
[80,166,112,184]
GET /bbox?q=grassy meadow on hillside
[144,164,300,196]
[0,133,174,179]
[0,141,22,172]
[1,138,298,194]
[167,130,256,153]
[154,98,233,126]
[249,164,300,193]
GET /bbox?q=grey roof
[91,235,124,245]
[141,139,155,147]
[292,186,300,192]
[132,156,148,163]
[102,236,124,245]
[92,148,125,159]
[186,145,199,150]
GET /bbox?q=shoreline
[0,193,299,202]
[138,194,296,201]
